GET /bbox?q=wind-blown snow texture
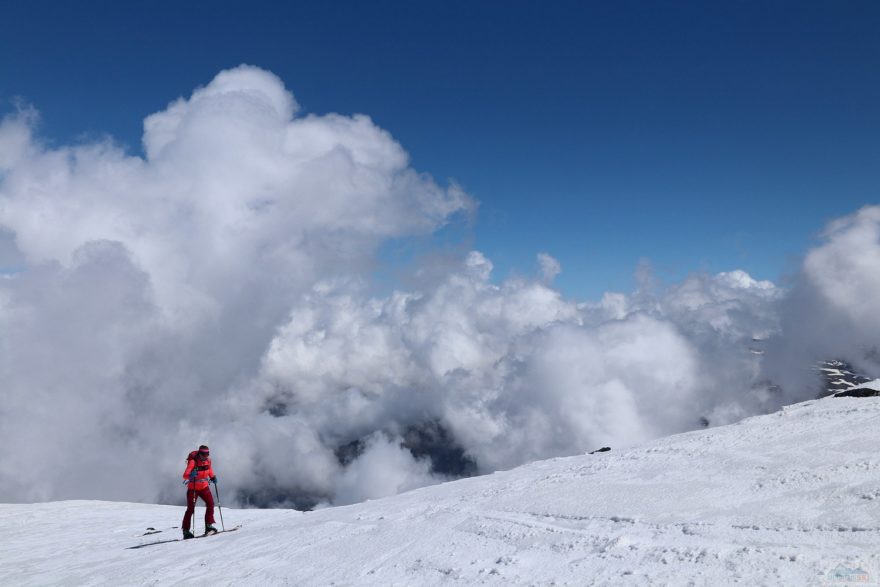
[3,396,880,585]
[1,64,880,509]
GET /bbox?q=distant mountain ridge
[817,359,876,397]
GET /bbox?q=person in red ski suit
[182,444,217,539]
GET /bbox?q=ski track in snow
[4,397,880,585]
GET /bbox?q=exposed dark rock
[401,420,478,478]
[818,360,872,396]
[235,486,324,511]
[333,420,478,478]
[265,398,289,417]
[834,387,880,398]
[334,438,365,467]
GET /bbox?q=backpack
[186,451,211,475]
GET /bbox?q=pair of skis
[127,525,242,549]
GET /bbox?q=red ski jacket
[183,452,215,490]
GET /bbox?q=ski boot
[204,525,218,536]
[182,529,195,540]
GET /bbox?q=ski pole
[191,484,198,536]
[213,479,225,531]
[186,466,198,534]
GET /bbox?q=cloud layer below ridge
[0,66,876,507]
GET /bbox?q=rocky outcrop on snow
[834,386,880,398]
[816,359,871,397]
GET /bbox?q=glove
[210,476,217,483]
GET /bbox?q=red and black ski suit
[182,452,215,532]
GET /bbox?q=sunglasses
[198,451,210,456]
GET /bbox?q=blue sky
[2,1,878,298]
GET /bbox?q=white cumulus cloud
[0,65,873,509]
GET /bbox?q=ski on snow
[127,525,242,549]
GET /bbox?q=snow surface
[4,397,880,586]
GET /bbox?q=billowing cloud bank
[764,207,880,394]
[0,66,876,507]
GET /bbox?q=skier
[182,444,217,539]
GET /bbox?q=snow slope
[4,397,880,586]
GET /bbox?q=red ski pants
[182,486,215,531]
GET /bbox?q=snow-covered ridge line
[4,396,880,585]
